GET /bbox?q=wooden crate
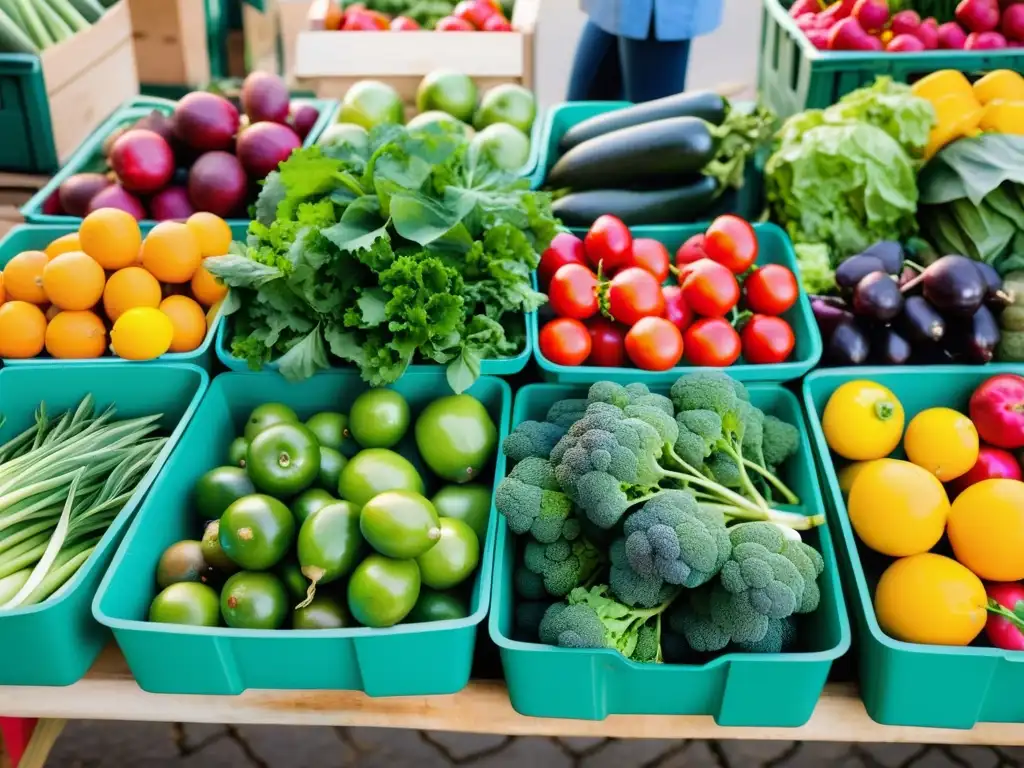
[241,0,314,86]
[128,0,210,85]
[292,0,538,101]
[0,173,47,239]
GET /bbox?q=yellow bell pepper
[912,70,975,104]
[974,70,1024,105]
[924,93,985,160]
[980,99,1024,134]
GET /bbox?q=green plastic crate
[0,363,208,686]
[0,55,79,174]
[93,369,511,696]
[489,382,850,724]
[803,365,1024,728]
[21,96,336,226]
[0,220,249,370]
[759,0,1024,118]
[532,223,822,384]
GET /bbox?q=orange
[0,301,46,358]
[3,251,48,304]
[79,208,142,270]
[904,407,979,482]
[0,273,5,306]
[837,460,873,496]
[186,212,233,257]
[44,305,60,321]
[141,221,202,284]
[159,295,206,353]
[42,251,105,311]
[44,310,106,359]
[103,267,162,322]
[190,262,228,307]
[44,233,82,260]
[874,553,986,646]
[948,479,1024,582]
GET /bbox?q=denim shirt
[580,0,723,41]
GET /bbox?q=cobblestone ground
[40,723,1024,768]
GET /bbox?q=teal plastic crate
[759,0,1024,118]
[532,223,822,384]
[803,365,1024,729]
[489,382,850,724]
[93,369,511,696]
[21,96,336,226]
[0,55,59,174]
[0,220,249,369]
[0,363,208,685]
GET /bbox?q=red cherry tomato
[585,317,627,367]
[436,15,475,29]
[684,318,742,367]
[540,318,591,366]
[548,263,598,319]
[538,232,587,288]
[483,14,512,30]
[607,267,666,326]
[625,317,684,371]
[342,9,384,29]
[681,259,740,318]
[741,314,795,364]
[390,15,420,29]
[454,0,498,26]
[584,215,633,274]
[661,285,693,331]
[675,233,708,278]
[703,215,758,274]
[744,264,799,316]
[628,238,671,283]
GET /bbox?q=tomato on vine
[628,239,671,283]
[584,215,632,274]
[703,215,758,274]
[538,233,587,288]
[744,264,798,316]
[540,318,591,366]
[606,267,666,326]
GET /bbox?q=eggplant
[551,178,718,227]
[899,295,946,343]
[853,272,903,321]
[973,261,1012,309]
[874,328,912,365]
[825,322,871,366]
[811,297,853,336]
[836,255,886,292]
[922,255,985,317]
[860,241,905,275]
[947,304,1001,364]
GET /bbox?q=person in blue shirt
[567,0,724,103]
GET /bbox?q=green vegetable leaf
[446,348,480,394]
[356,288,388,327]
[203,254,284,288]
[277,326,329,382]
[323,197,389,253]
[390,192,462,245]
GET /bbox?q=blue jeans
[567,20,693,103]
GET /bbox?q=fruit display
[0,209,230,360]
[147,389,497,630]
[309,0,515,31]
[47,72,321,222]
[821,374,1024,647]
[536,215,803,371]
[0,0,110,53]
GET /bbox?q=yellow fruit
[44,233,82,260]
[190,262,228,307]
[979,100,1024,135]
[848,458,949,557]
[186,212,233,257]
[103,267,163,322]
[948,479,1024,582]
[912,70,974,104]
[0,301,46,358]
[874,553,986,646]
[973,69,1024,105]
[79,208,142,270]
[904,407,979,482]
[42,251,106,311]
[3,251,49,304]
[0,273,5,306]
[44,305,60,321]
[110,307,173,360]
[837,461,873,496]
[44,310,106,359]
[141,221,202,284]
[822,381,905,461]
[159,295,206,353]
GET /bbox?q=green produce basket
[93,369,511,696]
[527,101,763,220]
[489,382,850,724]
[20,96,337,226]
[0,363,208,686]
[803,365,1024,729]
[759,0,1024,118]
[0,220,249,370]
[532,223,822,384]
[0,55,60,174]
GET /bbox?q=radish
[966,29,1009,45]
[891,9,921,33]
[938,20,969,47]
[853,0,889,32]
[970,374,1024,449]
[828,16,883,47]
[790,0,822,16]
[806,28,831,47]
[888,32,927,49]
[957,0,1001,32]
[948,445,1023,498]
[914,16,941,47]
[820,0,857,22]
[985,582,1024,652]
[1002,3,1024,40]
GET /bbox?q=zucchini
[559,91,728,153]
[0,4,36,51]
[547,117,716,192]
[551,177,719,228]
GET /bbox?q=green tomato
[220,571,289,629]
[415,518,479,590]
[405,588,469,623]
[293,595,351,630]
[349,389,410,449]
[201,520,237,573]
[337,449,424,507]
[276,559,310,602]
[291,487,337,525]
[297,501,364,587]
[149,582,219,626]
[431,484,491,540]
[246,423,320,497]
[359,490,441,559]
[347,555,420,628]
[194,466,255,521]
[318,446,347,492]
[227,437,249,468]
[219,494,295,571]
[243,403,299,443]
[415,395,497,483]
[305,412,355,454]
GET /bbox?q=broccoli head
[546,398,589,428]
[762,415,800,470]
[572,585,676,657]
[736,616,797,654]
[609,538,676,608]
[514,565,546,599]
[670,372,749,416]
[523,535,601,597]
[673,409,724,468]
[625,403,679,448]
[587,381,634,409]
[553,426,641,500]
[495,458,576,543]
[515,600,554,642]
[740,402,766,466]
[706,451,742,488]
[503,420,567,462]
[669,586,731,653]
[538,602,607,649]
[630,620,661,663]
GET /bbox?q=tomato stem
[987,598,1024,633]
[874,401,896,421]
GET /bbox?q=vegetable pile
[497,373,826,662]
[0,209,230,361]
[0,396,165,610]
[311,0,514,30]
[822,375,1024,650]
[537,214,802,371]
[148,389,496,630]
[0,0,113,53]
[205,122,555,391]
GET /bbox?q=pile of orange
[0,209,231,361]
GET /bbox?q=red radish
[187,152,248,218]
[957,0,1001,31]
[241,71,290,125]
[289,104,319,140]
[390,15,420,29]
[967,29,1008,45]
[483,14,513,30]
[87,184,146,220]
[969,374,1024,449]
[149,186,195,221]
[109,129,175,194]
[829,17,883,48]
[538,232,587,287]
[985,582,1024,651]
[436,15,475,30]
[584,317,627,368]
[41,192,63,216]
[890,9,921,33]
[236,121,301,178]
[888,32,927,49]
[790,0,822,15]
[938,20,969,47]
[1002,4,1024,40]
[806,28,831,46]
[58,173,111,217]
[173,92,240,152]
[914,17,940,47]
[853,0,889,33]
[948,445,1023,497]
[676,234,708,275]
[821,0,857,21]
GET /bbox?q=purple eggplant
[873,327,912,365]
[972,261,1012,309]
[946,304,1000,364]
[922,255,985,317]
[825,322,871,366]
[899,295,946,343]
[836,255,886,292]
[811,297,854,337]
[860,241,905,275]
[853,272,903,322]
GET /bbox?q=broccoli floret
[624,403,679,447]
[741,402,766,467]
[495,458,576,543]
[523,536,601,597]
[515,600,553,642]
[630,620,661,663]
[560,585,677,658]
[736,617,797,654]
[588,381,633,409]
[670,371,749,416]
[546,399,589,428]
[706,452,742,488]
[503,420,567,462]
[609,538,675,608]
[670,586,731,653]
[762,415,800,470]
[514,565,546,600]
[673,409,724,467]
[539,602,607,649]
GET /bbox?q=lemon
[111,307,174,360]
[904,407,979,482]
[822,380,904,461]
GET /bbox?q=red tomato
[685,318,742,367]
[607,267,666,326]
[390,15,420,29]
[661,285,693,331]
[681,259,740,317]
[540,318,591,366]
[585,317,627,367]
[628,238,671,283]
[744,264,799,316]
[454,0,497,26]
[538,232,587,288]
[342,9,384,29]
[483,14,512,29]
[675,233,708,277]
[584,215,633,274]
[436,15,475,29]
[741,314,795,364]
[548,263,598,319]
[703,215,759,274]
[625,317,684,371]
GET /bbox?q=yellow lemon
[110,307,174,360]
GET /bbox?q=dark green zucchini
[547,117,716,192]
[558,91,728,153]
[551,177,719,227]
